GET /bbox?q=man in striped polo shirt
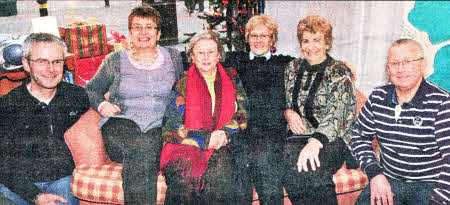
[352,39,450,205]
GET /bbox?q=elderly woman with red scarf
[160,31,248,204]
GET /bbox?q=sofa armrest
[65,108,109,166]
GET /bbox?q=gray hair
[389,38,425,59]
[22,32,67,59]
[186,31,226,63]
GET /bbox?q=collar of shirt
[249,51,271,61]
[390,78,427,107]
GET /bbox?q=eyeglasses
[388,57,423,69]
[249,34,271,40]
[28,58,65,67]
[193,50,218,58]
[131,25,158,32]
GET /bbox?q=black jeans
[102,118,162,205]
[356,177,435,205]
[282,138,347,205]
[240,129,285,205]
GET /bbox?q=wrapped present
[59,24,109,59]
[107,30,129,52]
[75,54,107,86]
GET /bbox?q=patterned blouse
[285,56,356,144]
[162,67,248,150]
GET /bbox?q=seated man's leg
[355,176,411,205]
[0,191,16,205]
[407,181,435,205]
[38,176,79,205]
[1,176,78,205]
[0,183,29,205]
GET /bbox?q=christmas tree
[183,0,265,52]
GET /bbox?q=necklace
[129,49,159,66]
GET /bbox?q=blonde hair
[245,14,278,44]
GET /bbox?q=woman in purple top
[84,5,183,204]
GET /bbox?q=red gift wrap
[59,24,108,59]
[75,54,107,86]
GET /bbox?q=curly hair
[297,15,333,52]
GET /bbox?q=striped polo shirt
[351,79,450,203]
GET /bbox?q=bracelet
[32,193,43,204]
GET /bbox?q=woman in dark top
[224,14,294,204]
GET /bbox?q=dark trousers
[250,141,284,205]
[282,138,347,205]
[356,177,435,205]
[164,146,243,205]
[102,118,162,205]
[238,129,285,205]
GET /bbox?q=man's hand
[285,108,307,135]
[370,174,394,205]
[297,138,323,172]
[208,130,227,150]
[35,193,68,205]
[99,102,121,117]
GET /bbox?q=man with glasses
[352,38,450,205]
[0,32,90,205]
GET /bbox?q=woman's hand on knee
[297,138,323,172]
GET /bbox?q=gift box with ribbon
[58,14,109,59]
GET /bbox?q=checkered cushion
[71,162,124,204]
[333,165,368,194]
[71,162,168,204]
[72,163,368,204]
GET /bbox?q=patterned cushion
[71,162,167,204]
[333,165,369,194]
[71,162,124,204]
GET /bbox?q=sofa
[63,84,374,205]
[0,62,374,204]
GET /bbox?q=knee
[47,176,72,193]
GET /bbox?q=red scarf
[160,62,235,195]
[185,62,235,132]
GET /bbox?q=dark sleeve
[166,47,185,81]
[222,51,240,70]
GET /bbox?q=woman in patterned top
[282,15,357,204]
[160,31,248,204]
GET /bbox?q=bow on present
[107,30,126,44]
[65,12,99,27]
[107,30,129,51]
